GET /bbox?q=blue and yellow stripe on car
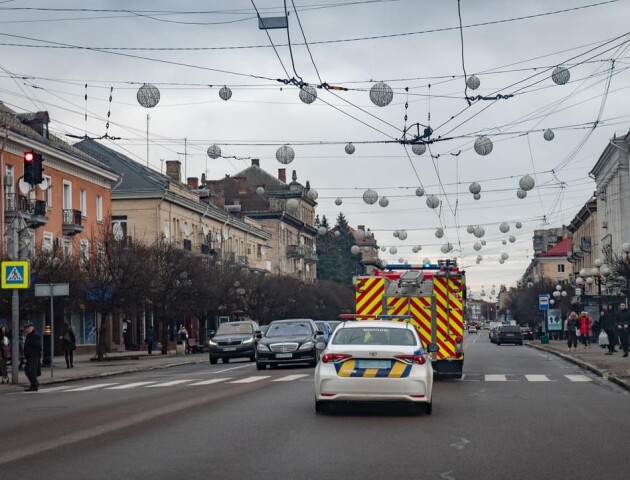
[334,359,411,378]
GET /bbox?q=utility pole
[10,216,20,384]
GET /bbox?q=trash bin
[540,335,549,344]
[176,341,186,356]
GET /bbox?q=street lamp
[586,258,608,313]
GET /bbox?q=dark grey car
[256,319,324,370]
[208,321,260,364]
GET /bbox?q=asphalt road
[2,333,629,480]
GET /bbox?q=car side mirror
[315,341,327,350]
[426,343,439,353]
[255,332,263,339]
[315,333,324,341]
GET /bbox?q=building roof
[537,237,572,257]
[234,165,288,191]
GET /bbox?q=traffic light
[23,150,35,185]
[33,153,44,185]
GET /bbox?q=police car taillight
[394,354,426,365]
[322,353,352,363]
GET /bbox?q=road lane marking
[566,375,592,382]
[229,376,270,384]
[65,383,119,391]
[188,378,233,386]
[212,364,254,374]
[106,382,158,390]
[147,380,196,388]
[525,375,552,382]
[272,374,310,382]
[485,374,507,382]
[38,386,74,393]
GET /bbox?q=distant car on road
[314,321,333,344]
[208,321,261,364]
[519,326,534,341]
[468,325,478,334]
[489,326,499,343]
[496,325,523,346]
[256,319,325,370]
[327,320,344,332]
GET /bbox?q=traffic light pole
[11,215,19,384]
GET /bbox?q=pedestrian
[592,311,602,343]
[22,323,42,392]
[616,302,630,357]
[145,326,155,355]
[600,304,618,355]
[564,312,579,352]
[1,326,10,384]
[578,311,592,348]
[61,322,77,368]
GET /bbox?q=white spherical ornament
[393,230,399,238]
[285,198,300,213]
[447,243,454,252]
[363,188,378,205]
[207,144,222,159]
[476,255,483,261]
[561,291,568,297]
[398,257,404,263]
[318,226,327,235]
[502,240,507,245]
[423,258,431,265]
[381,246,387,252]
[474,136,493,156]
[334,230,341,237]
[519,175,535,191]
[389,246,398,255]
[509,235,516,243]
[276,145,295,164]
[474,226,485,238]
[543,129,555,141]
[499,222,510,233]
[351,245,361,255]
[473,193,481,201]
[476,259,480,264]
[473,242,481,251]
[256,186,265,196]
[219,86,232,101]
[481,240,486,246]
[426,194,440,209]
[412,143,427,156]
[499,258,505,264]
[335,197,342,206]
[552,66,570,85]
[501,252,509,260]
[298,85,317,104]
[469,182,481,195]
[467,225,475,234]
[517,189,527,199]
[440,244,449,254]
[398,230,408,241]
[379,197,389,207]
[306,189,318,201]
[415,187,425,197]
[466,75,480,90]
[137,83,160,108]
[345,143,355,155]
[369,82,394,107]
[515,222,522,229]
[412,245,421,253]
[435,228,444,239]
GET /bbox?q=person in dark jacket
[145,327,155,355]
[616,303,630,357]
[23,323,42,392]
[61,322,77,368]
[600,304,618,355]
[564,312,579,352]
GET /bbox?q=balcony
[303,252,318,264]
[286,244,305,258]
[237,255,249,266]
[62,209,84,235]
[4,194,48,228]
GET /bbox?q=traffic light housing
[33,153,44,185]
[23,151,35,185]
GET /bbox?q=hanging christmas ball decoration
[509,235,516,243]
[499,258,505,264]
[466,75,480,90]
[473,242,481,251]
[501,252,509,260]
[369,82,394,107]
[306,189,318,201]
[426,194,440,209]
[379,197,389,207]
[477,255,483,261]
[207,144,222,159]
[447,243,454,252]
[285,198,299,212]
[467,225,475,234]
[515,222,522,229]
[389,246,398,254]
[412,245,422,253]
[476,259,481,264]
[474,136,493,156]
[137,83,160,108]
[393,230,400,238]
[543,129,555,141]
[256,186,265,196]
[499,222,510,233]
[551,66,570,85]
[441,244,449,254]
[423,258,431,265]
[474,226,485,238]
[412,143,427,156]
[298,85,317,104]
[517,188,527,199]
[435,228,444,239]
[398,230,408,241]
[381,246,386,252]
[219,86,232,101]
[276,145,295,164]
[398,257,405,263]
[351,245,361,255]
[345,143,355,155]
[519,174,535,191]
[502,240,507,245]
[363,188,378,205]
[334,230,341,237]
[415,187,425,197]
[335,197,342,206]
[318,226,327,236]
[481,240,487,246]
[473,193,481,200]
[469,182,481,195]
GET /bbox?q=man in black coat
[23,323,42,392]
[617,303,630,357]
[601,304,618,355]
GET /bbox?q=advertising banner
[547,309,563,331]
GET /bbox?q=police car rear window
[332,327,418,346]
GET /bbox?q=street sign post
[1,260,29,289]
[35,283,70,378]
[538,294,550,310]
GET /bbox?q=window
[112,216,127,240]
[80,239,89,266]
[63,181,72,210]
[42,231,53,253]
[96,195,103,221]
[63,237,72,257]
[80,189,87,217]
[557,264,565,273]
[44,176,52,208]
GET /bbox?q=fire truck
[350,259,466,378]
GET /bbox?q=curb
[528,343,630,392]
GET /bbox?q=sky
[1,0,630,296]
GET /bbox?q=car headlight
[208,339,217,346]
[242,337,253,345]
[298,341,314,351]
[257,343,270,352]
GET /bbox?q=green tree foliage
[316,212,365,285]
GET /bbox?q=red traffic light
[24,151,35,162]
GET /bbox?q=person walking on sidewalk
[601,304,618,355]
[22,323,41,392]
[616,302,630,357]
[61,323,77,368]
[579,311,592,348]
[1,326,10,383]
[145,327,155,355]
[565,312,579,352]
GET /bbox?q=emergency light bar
[339,314,413,320]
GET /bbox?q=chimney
[187,177,199,189]
[278,168,286,183]
[165,161,181,182]
[252,158,260,167]
[358,225,365,232]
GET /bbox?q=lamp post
[585,258,609,313]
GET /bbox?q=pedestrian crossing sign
[1,260,29,289]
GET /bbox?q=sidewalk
[1,350,209,391]
[528,339,630,391]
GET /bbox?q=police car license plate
[276,353,293,358]
[357,360,391,369]
[222,347,237,351]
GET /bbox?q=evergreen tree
[316,212,365,285]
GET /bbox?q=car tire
[256,362,266,370]
[425,402,432,415]
[315,401,322,413]
[209,356,218,365]
[519,342,523,346]
[308,350,319,367]
[497,341,501,346]
[222,357,229,364]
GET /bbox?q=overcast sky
[1,0,630,296]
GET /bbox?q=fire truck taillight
[454,336,463,344]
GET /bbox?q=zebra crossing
[28,372,595,394]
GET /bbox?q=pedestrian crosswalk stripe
[272,374,310,382]
[485,374,507,382]
[65,383,119,391]
[147,380,196,388]
[525,375,552,382]
[565,375,592,382]
[189,378,234,386]
[38,386,74,393]
[229,376,270,384]
[106,382,158,390]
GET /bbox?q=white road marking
[212,364,254,374]
[65,383,119,391]
[272,374,310,382]
[188,378,233,386]
[38,386,74,393]
[566,375,592,382]
[147,380,196,388]
[106,382,158,390]
[525,375,552,382]
[229,376,270,384]
[485,374,507,382]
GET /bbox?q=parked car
[489,326,499,343]
[496,325,523,346]
[314,320,438,414]
[208,321,261,364]
[468,325,478,334]
[519,326,534,341]
[327,320,344,332]
[315,321,333,344]
[256,319,325,370]
[259,325,270,335]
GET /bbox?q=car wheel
[315,401,322,413]
[497,341,501,346]
[425,402,432,415]
[519,342,523,346]
[249,352,256,362]
[256,362,266,371]
[308,350,319,367]
[222,357,229,364]
[209,355,218,365]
